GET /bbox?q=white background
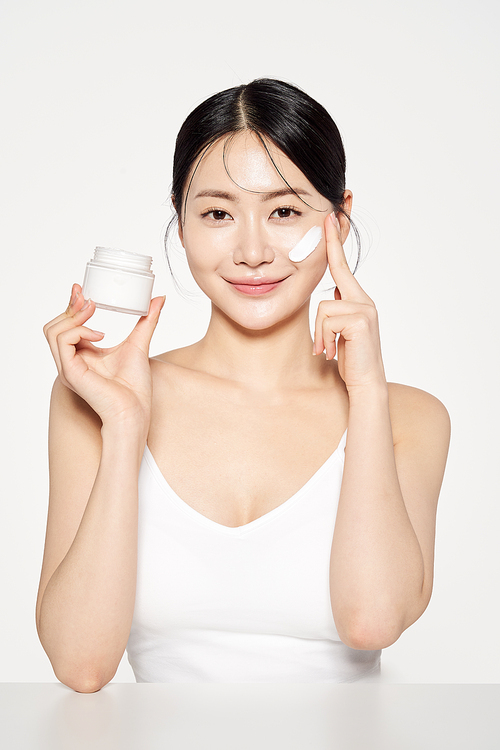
[1,0,498,683]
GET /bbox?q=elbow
[36,608,119,692]
[334,587,432,651]
[335,610,407,651]
[52,660,116,693]
[340,622,402,651]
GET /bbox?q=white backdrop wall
[1,0,498,683]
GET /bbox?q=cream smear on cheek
[288,225,323,262]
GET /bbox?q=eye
[201,209,232,222]
[270,206,302,220]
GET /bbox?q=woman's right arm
[36,285,164,693]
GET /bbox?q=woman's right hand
[43,284,165,428]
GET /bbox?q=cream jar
[82,247,155,315]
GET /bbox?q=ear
[338,189,353,245]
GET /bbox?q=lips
[224,276,289,296]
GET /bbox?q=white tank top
[127,430,381,682]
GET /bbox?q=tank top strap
[337,428,348,455]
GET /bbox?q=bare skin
[37,132,450,691]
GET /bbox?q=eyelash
[271,206,303,220]
[201,206,303,222]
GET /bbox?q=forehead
[188,131,317,197]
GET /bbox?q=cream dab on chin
[288,226,323,262]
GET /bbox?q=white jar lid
[92,247,153,273]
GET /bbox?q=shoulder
[150,343,222,393]
[150,347,198,388]
[149,348,215,412]
[387,382,450,454]
[150,344,201,377]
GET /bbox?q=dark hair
[166,78,361,274]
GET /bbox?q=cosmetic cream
[288,226,323,262]
[82,247,155,315]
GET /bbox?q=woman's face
[179,131,335,331]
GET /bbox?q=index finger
[325,212,370,302]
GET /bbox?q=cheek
[298,243,329,295]
[310,254,329,288]
[182,225,226,272]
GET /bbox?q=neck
[191,301,329,391]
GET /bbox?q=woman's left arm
[315,213,451,650]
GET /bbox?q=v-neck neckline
[143,429,347,536]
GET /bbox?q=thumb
[127,295,165,351]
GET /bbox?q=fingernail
[81,298,91,311]
[330,212,340,231]
[312,345,317,356]
[91,329,104,336]
[69,287,78,307]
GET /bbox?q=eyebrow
[192,187,312,202]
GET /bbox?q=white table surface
[1,683,499,749]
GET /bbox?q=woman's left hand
[313,212,386,393]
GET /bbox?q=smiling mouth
[224,276,290,296]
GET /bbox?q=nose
[232,221,275,267]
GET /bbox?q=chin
[237,318,282,332]
[220,311,281,332]
[218,299,309,333]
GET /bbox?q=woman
[36,79,450,690]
